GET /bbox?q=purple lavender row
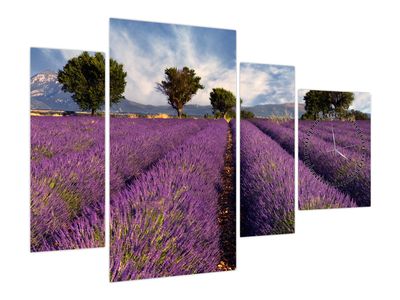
[299,122,371,157]
[248,118,355,208]
[110,120,228,281]
[110,118,208,195]
[240,120,294,236]
[31,117,103,159]
[299,120,371,141]
[31,117,105,251]
[298,128,370,207]
[279,120,295,130]
[231,119,237,167]
[250,118,370,206]
[298,120,371,139]
[110,118,199,138]
[41,201,105,250]
[298,160,357,209]
[299,119,370,131]
[251,119,295,156]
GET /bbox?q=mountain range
[110,99,213,116]
[242,102,305,118]
[31,71,305,117]
[31,71,81,111]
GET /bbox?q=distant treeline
[56,52,237,119]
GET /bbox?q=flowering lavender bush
[298,120,370,207]
[251,119,295,156]
[110,119,233,281]
[250,119,370,208]
[31,116,105,251]
[240,120,294,236]
[110,118,208,195]
[299,120,370,157]
[298,161,357,209]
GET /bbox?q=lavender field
[240,119,295,236]
[110,118,236,281]
[299,120,371,209]
[30,116,105,251]
[240,118,369,217]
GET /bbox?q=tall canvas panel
[30,48,105,251]
[240,63,295,237]
[298,89,371,209]
[109,19,237,281]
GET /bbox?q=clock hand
[328,145,356,153]
[335,149,348,160]
[331,125,336,150]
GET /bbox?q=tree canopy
[209,88,236,118]
[240,110,255,119]
[58,52,126,115]
[58,52,104,115]
[302,90,354,120]
[110,58,127,105]
[345,109,370,120]
[156,66,204,118]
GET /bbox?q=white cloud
[59,49,87,61]
[297,89,309,104]
[240,63,295,106]
[110,26,236,106]
[350,92,371,113]
[239,64,270,105]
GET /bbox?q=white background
[1,0,399,299]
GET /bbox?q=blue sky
[110,18,236,106]
[240,63,295,107]
[30,48,97,76]
[298,89,371,113]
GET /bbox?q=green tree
[303,90,330,119]
[156,66,204,118]
[209,88,236,118]
[58,52,126,115]
[241,110,255,119]
[345,109,370,120]
[303,90,354,119]
[300,111,316,120]
[110,58,127,106]
[58,52,104,115]
[329,91,354,118]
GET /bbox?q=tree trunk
[177,107,183,118]
[91,108,95,116]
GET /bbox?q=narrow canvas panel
[239,63,295,237]
[30,48,105,251]
[109,19,237,281]
[298,89,371,209]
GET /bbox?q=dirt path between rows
[217,126,236,271]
